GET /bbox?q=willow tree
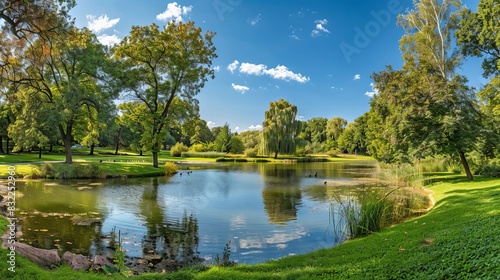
[262,99,301,159]
[113,22,217,168]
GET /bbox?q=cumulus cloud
[227,60,240,73]
[231,83,250,94]
[248,125,263,130]
[311,18,330,37]
[230,62,310,83]
[365,82,379,97]
[265,65,310,83]
[87,14,120,33]
[207,121,216,128]
[213,66,220,72]
[97,34,121,46]
[156,2,192,23]
[239,63,267,76]
[354,74,361,80]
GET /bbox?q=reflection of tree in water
[259,164,303,225]
[138,178,201,272]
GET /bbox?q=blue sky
[70,0,484,132]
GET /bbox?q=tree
[326,116,347,150]
[1,27,116,163]
[0,0,75,39]
[213,123,232,153]
[338,113,368,155]
[397,0,478,180]
[229,135,244,154]
[456,0,500,159]
[262,99,301,159]
[113,22,217,167]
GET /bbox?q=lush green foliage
[170,142,189,157]
[262,99,301,158]
[181,152,226,158]
[164,162,178,175]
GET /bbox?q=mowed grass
[0,175,498,279]
[0,148,373,178]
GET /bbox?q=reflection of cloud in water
[276,244,287,249]
[241,250,264,255]
[230,215,246,229]
[239,238,264,249]
[239,226,307,249]
[266,227,307,244]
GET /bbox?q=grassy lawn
[0,148,374,178]
[0,174,498,279]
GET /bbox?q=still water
[15,161,377,265]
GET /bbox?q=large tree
[456,0,500,159]
[262,99,301,159]
[113,22,217,167]
[1,26,116,163]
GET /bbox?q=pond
[15,161,379,269]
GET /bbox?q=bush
[244,148,258,157]
[41,163,55,178]
[475,163,500,178]
[164,162,178,175]
[170,142,189,157]
[181,152,226,158]
[85,162,101,178]
[189,143,206,152]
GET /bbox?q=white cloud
[239,63,267,75]
[265,65,310,83]
[235,127,240,131]
[97,34,121,46]
[227,60,240,73]
[231,83,250,94]
[86,15,120,33]
[213,66,220,72]
[232,62,310,83]
[311,19,330,37]
[207,121,216,128]
[365,82,379,97]
[156,2,192,23]
[248,14,261,25]
[248,125,263,130]
[290,34,300,40]
[354,74,361,80]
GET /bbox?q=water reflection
[14,161,381,266]
[260,164,303,225]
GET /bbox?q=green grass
[1,175,499,279]
[0,148,374,178]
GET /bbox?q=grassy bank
[0,148,374,179]
[0,174,498,279]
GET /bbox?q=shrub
[244,148,258,157]
[164,162,178,175]
[189,143,206,152]
[181,152,226,158]
[475,163,500,178]
[170,142,189,157]
[55,164,81,179]
[41,163,55,178]
[86,162,101,178]
[25,167,42,179]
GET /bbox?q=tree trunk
[274,151,278,159]
[0,135,4,153]
[89,144,94,155]
[114,140,119,155]
[459,150,473,181]
[152,151,159,168]
[49,144,53,153]
[38,146,42,159]
[62,124,73,164]
[139,150,143,156]
[6,136,9,154]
